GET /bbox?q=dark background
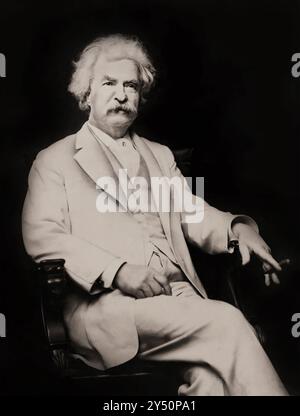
[0,0,299,395]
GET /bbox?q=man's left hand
[231,222,282,286]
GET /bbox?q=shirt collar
[88,122,135,150]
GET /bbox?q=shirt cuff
[228,215,259,253]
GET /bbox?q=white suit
[22,122,287,395]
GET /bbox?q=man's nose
[114,85,127,103]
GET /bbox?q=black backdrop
[0,0,300,395]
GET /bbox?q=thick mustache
[107,106,135,115]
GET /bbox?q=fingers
[135,270,172,298]
[264,274,270,286]
[271,273,280,284]
[153,274,172,296]
[136,289,146,299]
[141,284,155,298]
[256,247,282,272]
[238,243,251,265]
[262,260,280,286]
[148,278,165,296]
[264,272,280,286]
[262,258,291,287]
[136,284,154,298]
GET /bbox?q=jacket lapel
[73,122,128,210]
[74,124,172,247]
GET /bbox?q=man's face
[88,57,141,136]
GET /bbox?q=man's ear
[85,85,92,106]
[82,91,91,113]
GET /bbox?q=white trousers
[133,280,288,396]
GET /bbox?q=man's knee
[206,301,250,336]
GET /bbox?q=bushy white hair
[68,34,156,110]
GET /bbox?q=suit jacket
[22,122,255,370]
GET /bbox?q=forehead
[93,57,139,81]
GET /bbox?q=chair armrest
[218,243,266,344]
[223,240,242,308]
[38,258,67,297]
[38,259,69,368]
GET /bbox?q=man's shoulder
[34,132,77,167]
[138,135,166,149]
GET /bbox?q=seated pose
[22,34,287,395]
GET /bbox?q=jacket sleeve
[22,152,125,293]
[163,145,259,254]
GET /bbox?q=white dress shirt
[88,123,140,179]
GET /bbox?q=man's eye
[126,83,138,90]
[103,81,113,86]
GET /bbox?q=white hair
[68,34,156,110]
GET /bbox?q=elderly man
[22,34,287,395]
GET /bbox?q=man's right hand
[113,263,172,298]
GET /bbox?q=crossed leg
[133,281,288,396]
